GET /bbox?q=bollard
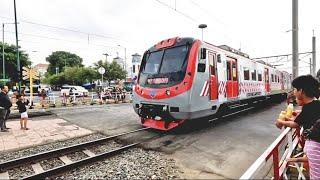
[100,91,103,105]
[72,93,76,105]
[90,92,94,105]
[62,93,67,106]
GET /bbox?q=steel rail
[0,127,150,171]
[22,133,165,180]
[22,142,140,180]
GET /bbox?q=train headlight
[163,105,168,111]
[165,90,170,96]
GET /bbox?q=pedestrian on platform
[0,85,12,131]
[16,94,30,130]
[0,87,7,132]
[275,75,320,179]
[40,89,47,108]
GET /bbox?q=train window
[271,74,274,82]
[143,51,163,74]
[258,73,262,81]
[227,61,231,80]
[243,67,250,80]
[133,65,135,73]
[251,70,257,81]
[160,46,189,73]
[217,54,221,63]
[209,53,216,76]
[232,63,237,81]
[200,48,207,59]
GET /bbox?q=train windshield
[139,45,190,88]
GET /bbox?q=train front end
[133,37,200,130]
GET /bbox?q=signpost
[22,67,39,108]
[98,67,105,103]
[98,67,105,85]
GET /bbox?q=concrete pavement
[0,118,92,152]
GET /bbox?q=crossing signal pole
[22,67,39,109]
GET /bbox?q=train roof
[217,45,250,59]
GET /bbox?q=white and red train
[133,37,292,130]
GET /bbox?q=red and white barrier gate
[240,127,306,179]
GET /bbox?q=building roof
[34,63,49,69]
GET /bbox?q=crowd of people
[99,86,127,102]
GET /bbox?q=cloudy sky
[0,0,319,75]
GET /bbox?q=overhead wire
[0,15,125,42]
[4,30,119,50]
[153,0,198,23]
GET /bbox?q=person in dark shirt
[275,75,320,179]
[0,86,12,131]
[275,75,320,129]
[16,94,30,130]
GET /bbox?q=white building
[131,53,141,80]
[33,63,49,77]
[113,56,125,70]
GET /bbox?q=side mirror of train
[197,63,206,72]
[200,48,206,59]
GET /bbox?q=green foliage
[0,42,31,84]
[46,51,83,75]
[44,66,98,86]
[93,60,126,83]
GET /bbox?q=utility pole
[292,0,299,78]
[310,58,312,74]
[2,23,16,80]
[14,0,21,92]
[2,23,4,79]
[312,30,316,76]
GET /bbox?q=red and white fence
[240,127,306,179]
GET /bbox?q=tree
[43,66,98,86]
[93,60,126,84]
[0,42,31,85]
[46,51,83,75]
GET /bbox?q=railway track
[0,127,160,179]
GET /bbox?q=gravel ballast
[55,148,180,179]
[0,133,181,179]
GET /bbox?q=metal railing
[240,127,306,179]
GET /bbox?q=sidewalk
[0,118,92,152]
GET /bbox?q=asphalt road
[51,101,288,179]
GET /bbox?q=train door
[264,68,270,92]
[226,58,238,98]
[209,52,218,100]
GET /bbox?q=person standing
[16,94,30,130]
[275,75,320,179]
[0,87,6,132]
[40,89,47,108]
[0,86,12,131]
